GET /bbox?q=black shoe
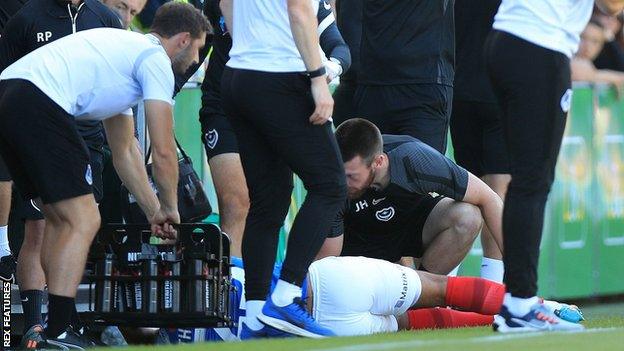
[46,327,94,350]
[0,254,16,283]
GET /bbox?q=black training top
[358,0,455,86]
[454,0,500,103]
[332,134,469,244]
[0,0,26,32]
[0,0,122,143]
[335,0,363,83]
[199,0,351,123]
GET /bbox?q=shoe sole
[257,313,328,339]
[493,315,585,333]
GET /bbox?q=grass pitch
[116,302,624,351]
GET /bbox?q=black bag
[121,138,212,223]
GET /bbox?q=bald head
[102,0,147,29]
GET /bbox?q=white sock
[245,300,265,331]
[480,257,504,283]
[504,293,539,316]
[0,226,10,257]
[271,279,301,307]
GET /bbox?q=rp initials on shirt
[36,31,52,43]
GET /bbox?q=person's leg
[486,32,583,332]
[221,67,293,332]
[0,179,11,257]
[226,70,346,337]
[17,214,46,333]
[201,112,248,259]
[0,161,15,282]
[207,154,248,258]
[476,101,511,282]
[392,84,452,154]
[487,31,571,305]
[332,80,358,127]
[419,198,483,274]
[41,194,100,337]
[479,174,509,282]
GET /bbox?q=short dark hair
[150,2,212,39]
[335,118,383,165]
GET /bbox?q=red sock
[407,308,494,329]
[445,276,505,315]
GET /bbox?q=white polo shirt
[227,0,307,72]
[493,0,594,58]
[0,28,174,120]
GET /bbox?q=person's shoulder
[382,134,418,152]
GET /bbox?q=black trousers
[221,67,347,301]
[332,80,358,127]
[354,83,452,154]
[485,31,571,297]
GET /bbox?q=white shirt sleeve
[135,52,175,105]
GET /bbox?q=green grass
[115,302,624,351]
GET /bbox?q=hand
[309,76,334,125]
[148,206,180,239]
[323,58,343,83]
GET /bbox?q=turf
[114,302,624,351]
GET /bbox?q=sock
[45,294,75,338]
[20,290,44,332]
[445,276,505,315]
[271,279,301,307]
[0,225,10,256]
[503,293,539,316]
[245,300,265,331]
[407,308,494,329]
[70,304,82,331]
[480,257,504,283]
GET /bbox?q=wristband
[308,66,327,78]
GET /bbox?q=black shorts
[199,111,239,160]
[450,100,510,176]
[0,79,93,204]
[354,83,452,153]
[341,195,443,262]
[332,80,357,127]
[0,155,10,181]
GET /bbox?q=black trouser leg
[222,68,346,300]
[486,31,571,297]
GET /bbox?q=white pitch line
[307,327,622,351]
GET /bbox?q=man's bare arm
[220,0,233,36]
[103,114,160,219]
[144,100,178,214]
[462,173,504,255]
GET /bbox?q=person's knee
[248,183,292,227]
[450,203,483,244]
[307,178,347,205]
[219,187,250,220]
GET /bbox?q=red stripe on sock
[445,276,505,315]
[408,308,494,329]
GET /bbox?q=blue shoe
[240,321,293,340]
[541,299,585,323]
[493,304,584,333]
[257,297,335,338]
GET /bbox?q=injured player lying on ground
[162,256,583,342]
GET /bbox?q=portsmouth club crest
[205,129,219,149]
[375,207,395,222]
